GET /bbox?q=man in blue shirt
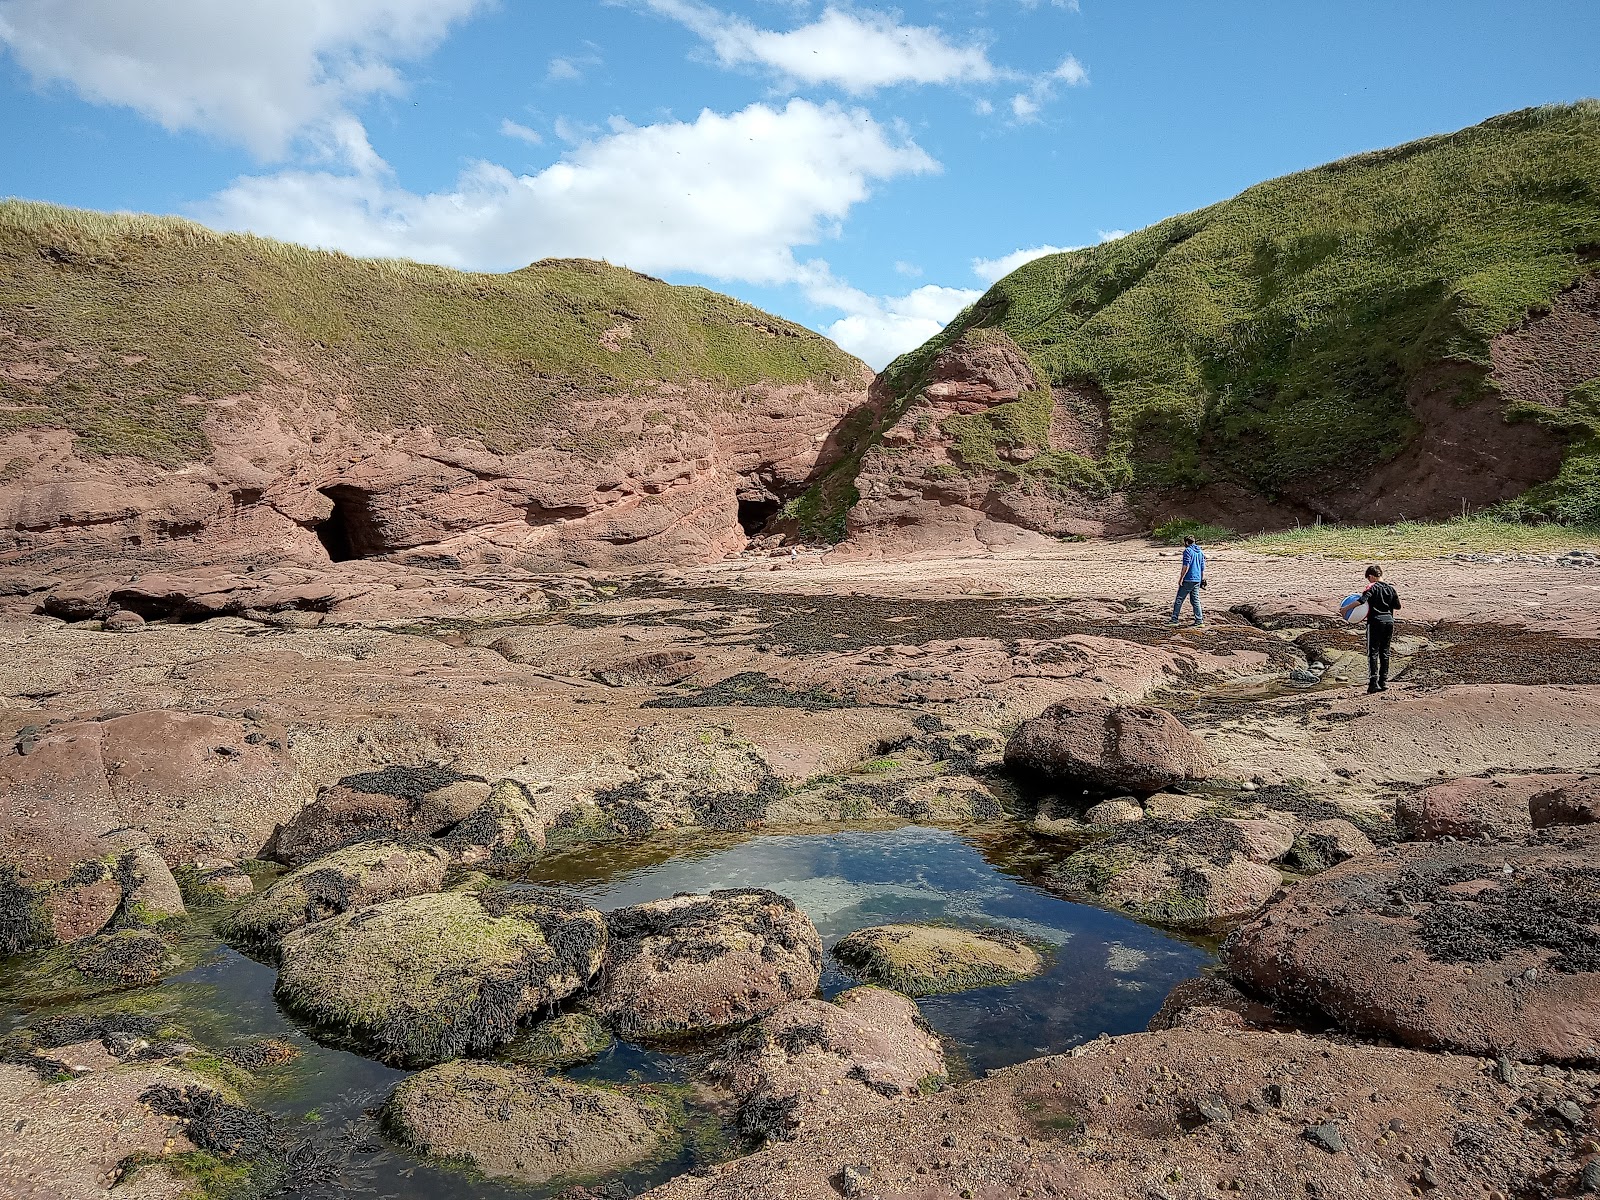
[1169,535,1206,627]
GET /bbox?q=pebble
[1579,1159,1600,1194]
[1192,1095,1232,1126]
[838,1164,872,1196]
[1302,1123,1345,1154]
[1553,1099,1586,1127]
[1494,1057,1518,1085]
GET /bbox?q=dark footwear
[1367,683,1381,695]
[1378,681,1389,691]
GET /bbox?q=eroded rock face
[1225,824,1600,1063]
[267,765,488,867]
[832,925,1044,996]
[1284,818,1376,873]
[711,987,946,1142]
[639,1026,1600,1200]
[1004,700,1214,793]
[221,840,450,956]
[276,888,605,1064]
[1046,818,1282,929]
[1394,773,1569,841]
[1529,777,1600,828]
[383,1062,669,1185]
[588,890,822,1039]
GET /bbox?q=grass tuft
[1242,514,1600,559]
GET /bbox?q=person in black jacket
[1362,564,1401,694]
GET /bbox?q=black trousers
[1367,616,1395,684]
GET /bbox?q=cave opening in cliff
[314,486,383,561]
[737,496,783,537]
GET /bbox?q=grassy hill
[820,102,1600,535]
[0,201,864,465]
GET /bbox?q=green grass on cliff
[872,101,1600,525]
[1242,514,1600,559]
[0,201,863,464]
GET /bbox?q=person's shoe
[1378,680,1389,691]
[1367,682,1381,695]
[1167,619,1181,627]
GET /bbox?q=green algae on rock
[499,1012,614,1067]
[275,887,605,1065]
[382,1060,671,1185]
[220,840,450,957]
[831,924,1045,997]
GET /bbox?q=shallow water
[2,823,1212,1198]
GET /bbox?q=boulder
[1284,818,1376,873]
[221,840,450,956]
[183,864,256,903]
[711,987,946,1141]
[590,648,700,687]
[1143,792,1212,821]
[267,765,488,867]
[443,779,547,870]
[68,928,182,986]
[382,1061,669,1185]
[1393,773,1575,841]
[101,609,145,632]
[275,887,605,1064]
[501,1012,614,1067]
[115,843,186,924]
[1045,818,1282,929]
[1004,701,1214,793]
[1084,798,1144,827]
[1224,824,1600,1063]
[1221,817,1297,864]
[1529,778,1600,828]
[831,925,1045,996]
[588,889,822,1039]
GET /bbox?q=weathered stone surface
[591,648,700,687]
[639,1026,1600,1200]
[276,887,605,1064]
[267,765,488,867]
[1221,817,1298,864]
[711,986,946,1141]
[1529,777,1600,828]
[1394,773,1578,841]
[1046,818,1281,929]
[383,1061,668,1185]
[588,889,822,1039]
[443,779,547,869]
[221,840,450,955]
[1004,700,1214,793]
[832,924,1044,996]
[1084,798,1144,826]
[1225,824,1600,1063]
[500,1012,614,1068]
[116,843,186,923]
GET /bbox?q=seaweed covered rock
[1529,777,1600,828]
[276,887,605,1064]
[712,987,946,1142]
[382,1061,669,1185]
[221,840,449,956]
[443,779,547,870]
[1004,701,1213,793]
[1225,824,1600,1063]
[582,725,786,837]
[267,765,488,867]
[832,925,1044,996]
[500,1012,614,1067]
[1284,818,1376,873]
[588,889,822,1039]
[114,843,186,924]
[1045,818,1281,929]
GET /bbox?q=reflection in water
[2,824,1212,1198]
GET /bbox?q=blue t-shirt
[1182,545,1205,582]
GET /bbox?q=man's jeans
[1172,580,1203,623]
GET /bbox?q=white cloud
[545,50,601,84]
[894,261,923,278]
[1009,53,1088,122]
[824,283,982,368]
[971,227,1124,282]
[499,118,543,145]
[0,0,486,161]
[638,0,998,93]
[204,99,937,286]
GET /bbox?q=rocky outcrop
[501,1012,614,1067]
[1225,824,1600,1063]
[266,766,488,867]
[1393,772,1575,840]
[275,887,605,1064]
[587,890,822,1039]
[710,987,946,1141]
[831,924,1044,996]
[1004,700,1214,793]
[221,840,450,955]
[1529,776,1600,828]
[383,1062,668,1186]
[1046,818,1283,929]
[1283,817,1376,872]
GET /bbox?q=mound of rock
[276,887,605,1064]
[442,779,548,870]
[588,889,822,1039]
[1004,701,1214,793]
[221,840,449,956]
[641,1025,1600,1200]
[383,1061,669,1185]
[712,986,946,1141]
[1530,777,1600,828]
[1283,818,1376,873]
[1045,818,1282,929]
[1225,824,1600,1063]
[832,924,1044,996]
[1393,773,1575,841]
[267,766,488,867]
[501,1012,614,1067]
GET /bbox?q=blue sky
[2,1,1598,367]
